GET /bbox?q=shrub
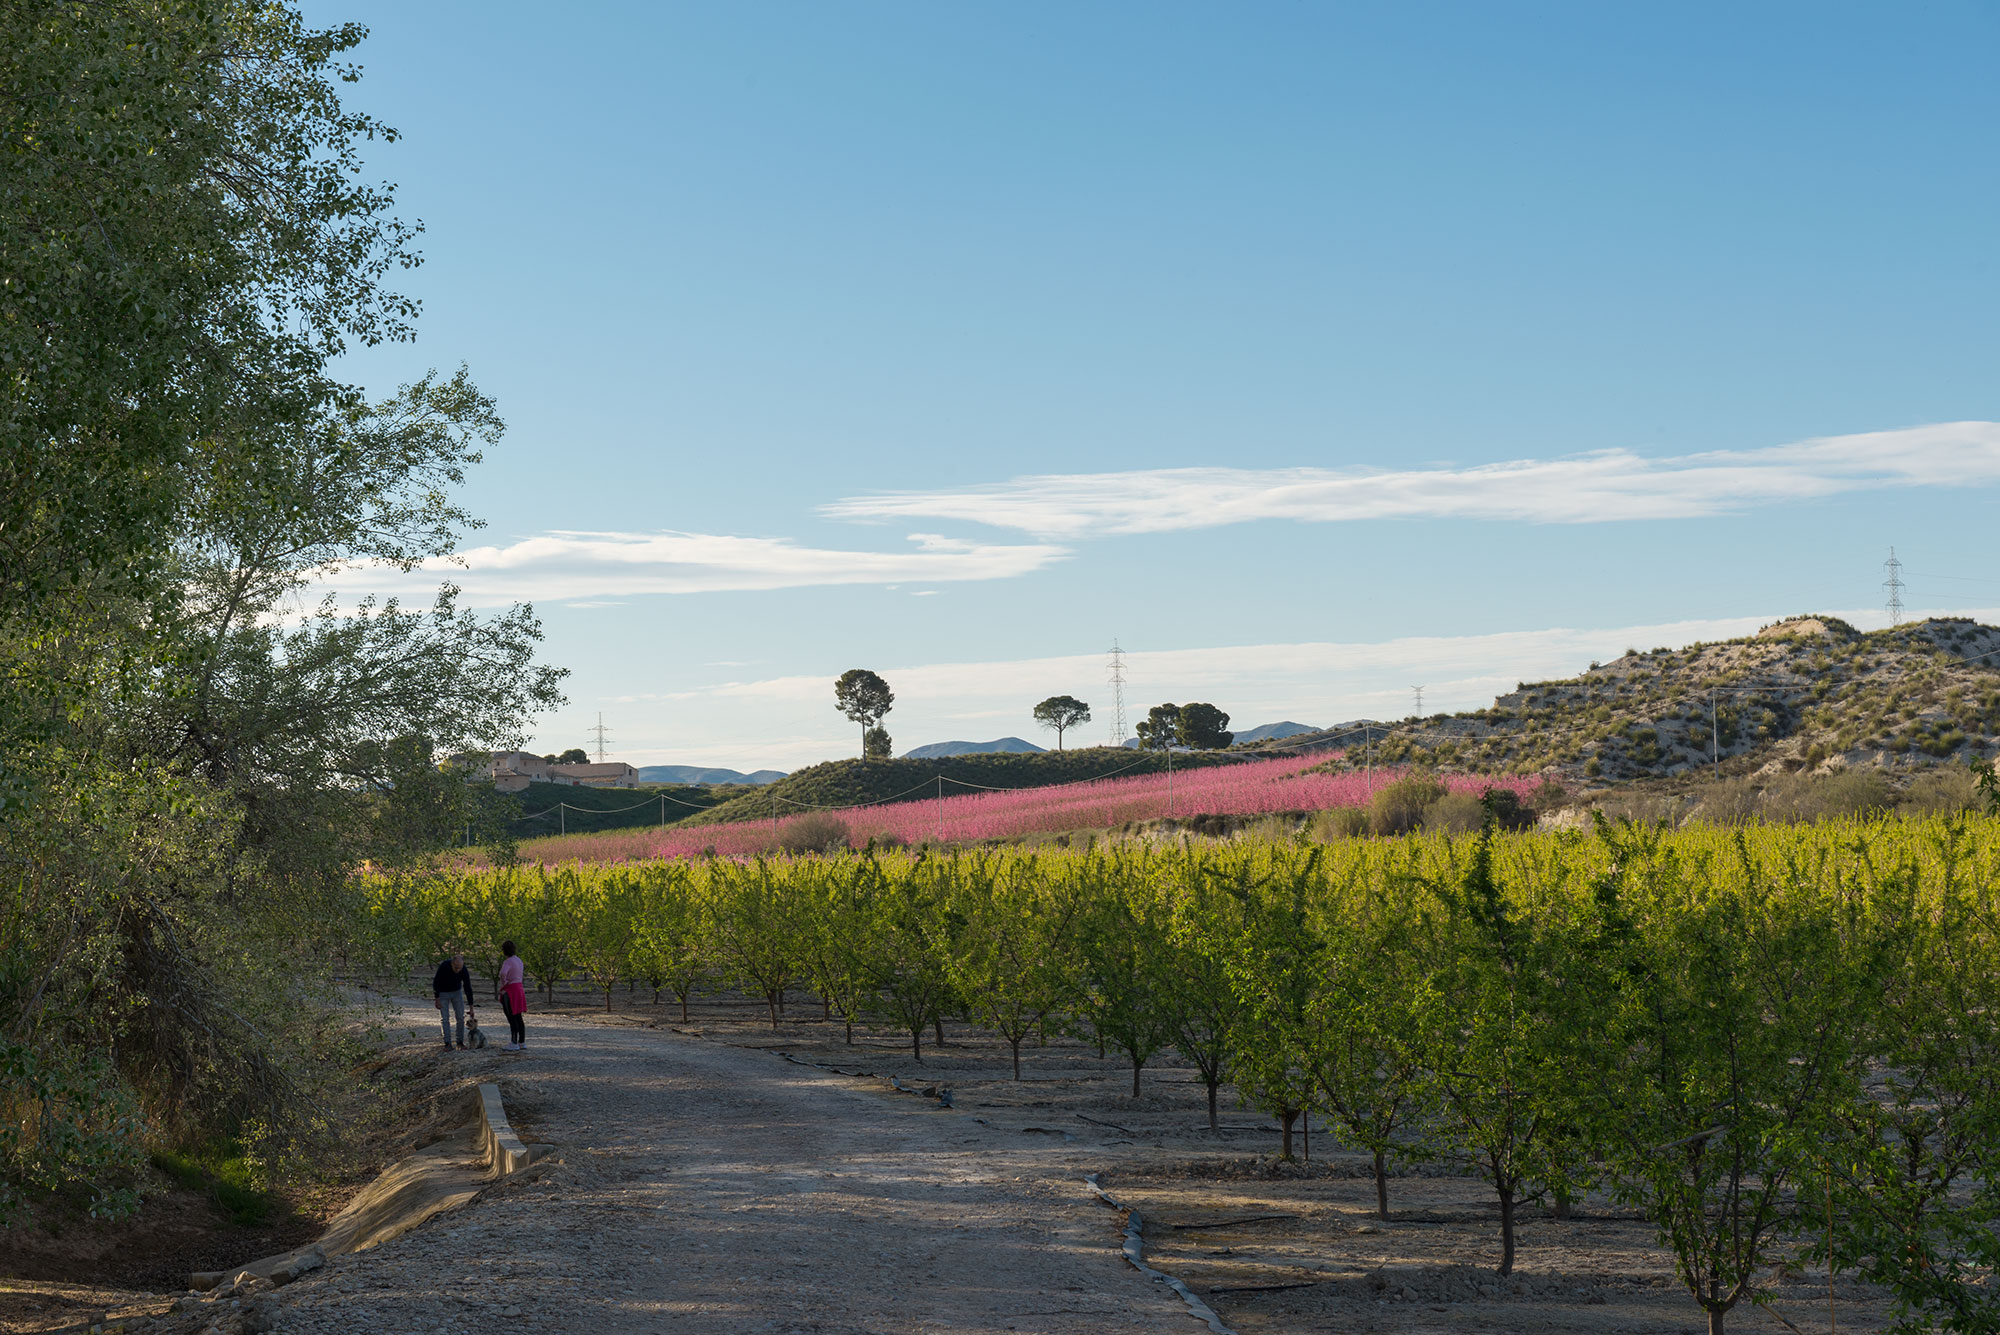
[1369,774,1448,836]
[1902,766,1977,816]
[1760,771,1891,823]
[1692,777,1760,826]
[1525,778,1569,814]
[1423,791,1486,834]
[1313,806,1371,841]
[777,812,851,854]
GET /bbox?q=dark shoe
[456,1042,466,1049]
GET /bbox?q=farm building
[480,752,640,792]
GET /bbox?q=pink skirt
[503,982,527,1013]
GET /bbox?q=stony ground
[4,984,1901,1334]
[245,997,1189,1335]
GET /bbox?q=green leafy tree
[1404,819,1619,1276]
[946,854,1082,1079]
[863,726,893,760]
[1812,823,2000,1334]
[0,0,564,1215]
[576,872,639,1012]
[1160,854,1252,1133]
[713,860,804,1027]
[834,670,894,758]
[1071,859,1179,1097]
[1135,704,1182,751]
[555,748,590,765]
[1177,702,1233,750]
[1225,847,1324,1160]
[1032,696,1092,751]
[794,857,879,1043]
[1302,856,1428,1218]
[851,855,960,1061]
[629,864,713,1023]
[1602,825,1874,1335]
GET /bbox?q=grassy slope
[1307,615,2000,784]
[510,780,731,836]
[683,745,1251,827]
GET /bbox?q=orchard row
[371,816,2000,1331]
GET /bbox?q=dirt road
[268,1001,1191,1335]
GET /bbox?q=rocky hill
[1319,616,2000,783]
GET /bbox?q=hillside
[511,780,731,836]
[1310,616,2000,784]
[684,745,1245,827]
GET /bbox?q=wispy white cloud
[324,529,1068,605]
[823,422,2000,538]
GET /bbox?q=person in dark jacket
[433,953,475,1050]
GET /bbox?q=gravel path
[266,1001,1189,1335]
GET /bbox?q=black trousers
[502,993,525,1043]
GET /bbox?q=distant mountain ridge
[636,764,786,786]
[902,737,1045,759]
[1232,721,1318,744]
[1120,721,1320,748]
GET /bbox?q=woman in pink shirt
[497,941,528,1051]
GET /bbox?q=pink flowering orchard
[518,757,1542,864]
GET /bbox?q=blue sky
[314,2,2000,769]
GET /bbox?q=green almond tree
[944,853,1083,1079]
[796,856,882,1044]
[629,863,714,1023]
[1070,854,1179,1098]
[1603,823,1876,1335]
[1222,845,1324,1161]
[1403,816,1621,1276]
[1810,816,2000,1335]
[1300,850,1428,1219]
[1160,850,1253,1134]
[852,853,959,1061]
[713,860,803,1027]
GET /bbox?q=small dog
[465,1007,490,1050]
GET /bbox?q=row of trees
[2,2,561,1218]
[832,677,1236,758]
[380,812,2000,1333]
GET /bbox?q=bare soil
[0,978,1899,1334]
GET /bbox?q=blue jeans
[439,992,465,1044]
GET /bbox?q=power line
[588,711,612,762]
[1883,547,1905,626]
[1107,640,1128,748]
[1411,684,1425,717]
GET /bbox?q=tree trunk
[822,995,831,1021]
[1131,1059,1142,1099]
[1010,1037,1023,1080]
[680,993,690,1023]
[1552,1187,1572,1220]
[1206,1078,1220,1134]
[1707,1307,1726,1335]
[934,1015,946,1049]
[604,989,612,1012]
[845,1015,854,1044]
[1280,1108,1298,1160]
[767,991,780,1027]
[911,1027,924,1062]
[1497,1185,1516,1276]
[1374,1149,1390,1219]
